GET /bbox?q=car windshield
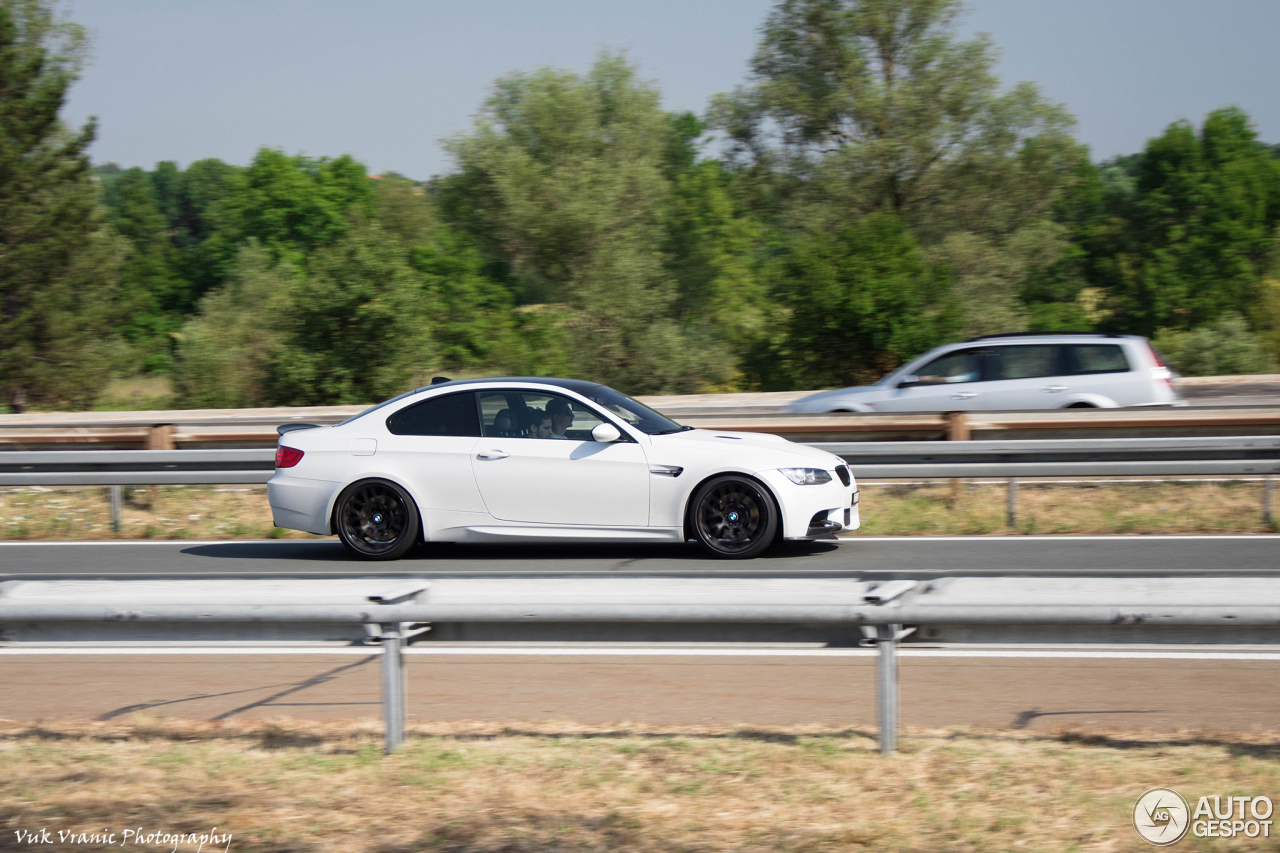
[581,385,687,435]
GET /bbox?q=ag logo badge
[1134,787,1191,846]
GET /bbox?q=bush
[1152,313,1277,376]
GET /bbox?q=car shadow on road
[179,539,842,564]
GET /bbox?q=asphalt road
[2,650,1277,731]
[2,535,1279,578]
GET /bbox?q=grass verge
[2,718,1277,851]
[1,479,1275,540]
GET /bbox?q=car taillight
[1148,343,1166,368]
[275,446,304,468]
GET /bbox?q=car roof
[963,332,1140,343]
[416,377,604,394]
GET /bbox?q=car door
[979,345,1069,409]
[471,390,650,526]
[872,348,989,412]
[379,391,487,512]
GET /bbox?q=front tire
[690,475,778,559]
[334,479,420,560]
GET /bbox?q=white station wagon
[269,378,859,560]
[788,333,1183,413]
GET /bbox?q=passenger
[530,409,553,439]
[546,398,574,439]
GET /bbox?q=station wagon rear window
[1067,344,1130,375]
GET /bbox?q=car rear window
[989,345,1062,380]
[386,392,481,436]
[1067,344,1130,375]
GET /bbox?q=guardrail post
[1265,476,1275,528]
[1006,477,1018,529]
[877,623,901,755]
[381,624,406,753]
[944,413,969,506]
[145,425,175,450]
[109,485,122,532]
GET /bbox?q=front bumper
[756,469,860,539]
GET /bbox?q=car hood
[788,385,881,411]
[648,428,843,470]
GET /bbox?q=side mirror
[897,376,919,388]
[591,423,622,443]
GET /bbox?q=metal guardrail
[9,404,1280,449]
[2,577,1276,754]
[2,437,1275,527]
[0,449,274,486]
[3,437,1277,486]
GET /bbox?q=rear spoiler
[277,423,322,436]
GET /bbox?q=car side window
[477,391,608,440]
[1067,344,1131,375]
[386,392,481,436]
[911,349,984,385]
[989,345,1063,380]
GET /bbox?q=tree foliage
[12,1,1280,412]
[0,0,123,412]
[440,54,730,393]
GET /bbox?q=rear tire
[334,479,420,561]
[689,475,778,559]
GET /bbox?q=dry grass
[4,480,1275,541]
[856,479,1279,536]
[2,718,1278,851]
[0,485,320,541]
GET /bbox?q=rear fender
[1057,393,1118,409]
[326,472,427,540]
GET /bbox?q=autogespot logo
[1134,788,1191,846]
[1133,788,1275,844]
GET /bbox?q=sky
[62,0,1280,180]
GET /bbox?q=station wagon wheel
[334,479,420,560]
[691,475,778,559]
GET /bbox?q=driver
[546,398,574,439]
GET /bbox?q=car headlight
[780,467,833,485]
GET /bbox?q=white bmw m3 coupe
[268,377,859,560]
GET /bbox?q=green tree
[777,213,958,387]
[373,172,436,248]
[710,0,1084,340]
[263,221,438,405]
[105,168,187,372]
[1103,108,1280,335]
[171,242,295,408]
[0,0,123,412]
[216,149,373,263]
[441,54,729,393]
[409,227,521,372]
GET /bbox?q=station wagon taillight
[275,446,304,468]
[1148,343,1167,368]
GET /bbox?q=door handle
[951,392,978,399]
[1042,385,1068,393]
[476,449,509,460]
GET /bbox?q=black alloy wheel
[690,475,778,559]
[334,479,420,560]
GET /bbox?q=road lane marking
[3,534,1280,548]
[3,647,1280,660]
